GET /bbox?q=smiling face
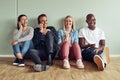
[39,16,48,28]
[19,16,28,27]
[64,17,72,28]
[64,16,75,29]
[86,14,96,30]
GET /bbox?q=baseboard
[110,55,120,57]
[0,54,120,57]
[0,55,14,57]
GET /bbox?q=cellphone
[21,24,24,26]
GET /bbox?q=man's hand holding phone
[39,23,44,31]
[39,23,50,35]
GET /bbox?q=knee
[13,43,19,47]
[63,41,70,45]
[29,49,37,56]
[72,42,79,47]
[45,31,54,42]
[61,41,70,48]
[46,31,53,37]
[24,40,31,45]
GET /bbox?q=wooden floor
[0,57,120,80]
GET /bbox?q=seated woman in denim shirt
[58,15,84,69]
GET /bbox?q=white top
[13,26,34,42]
[79,27,105,48]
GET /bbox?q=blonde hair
[63,15,76,30]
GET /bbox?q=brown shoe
[94,55,104,71]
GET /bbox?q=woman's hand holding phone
[18,22,23,29]
[39,23,43,29]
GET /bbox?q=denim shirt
[58,29,78,45]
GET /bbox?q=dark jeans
[82,48,103,62]
[29,31,59,64]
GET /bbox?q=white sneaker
[94,55,104,71]
[18,64,25,67]
[63,59,70,69]
[76,59,84,69]
[18,59,25,67]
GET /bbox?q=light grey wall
[0,0,120,56]
[0,0,16,55]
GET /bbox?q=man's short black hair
[37,14,47,24]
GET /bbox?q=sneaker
[63,59,70,69]
[13,58,19,66]
[18,59,25,67]
[94,55,104,71]
[76,59,84,69]
[33,64,49,72]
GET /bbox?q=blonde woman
[58,15,84,69]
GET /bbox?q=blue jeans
[13,40,33,56]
